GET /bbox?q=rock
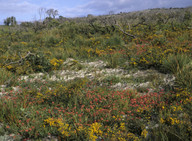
[42,136,58,141]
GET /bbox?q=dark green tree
[4,16,17,26]
[46,9,58,19]
[4,17,10,26]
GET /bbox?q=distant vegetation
[0,7,192,140]
[3,16,17,26]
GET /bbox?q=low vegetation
[0,7,192,140]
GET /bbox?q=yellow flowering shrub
[168,117,181,125]
[87,122,103,141]
[141,129,148,138]
[44,118,74,138]
[50,58,63,70]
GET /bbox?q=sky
[0,0,192,24]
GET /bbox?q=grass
[162,54,192,90]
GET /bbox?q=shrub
[49,58,63,70]
[0,68,15,85]
[161,54,192,90]
[5,52,52,75]
[175,63,192,90]
[161,54,191,74]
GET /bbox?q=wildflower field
[0,7,192,140]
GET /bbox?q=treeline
[20,6,192,29]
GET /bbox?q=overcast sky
[0,0,192,24]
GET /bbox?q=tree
[32,21,45,33]
[38,7,46,22]
[4,16,17,26]
[4,18,10,26]
[46,9,59,19]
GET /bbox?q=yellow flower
[160,118,165,124]
[141,129,148,138]
[36,92,44,99]
[133,62,137,66]
[118,137,126,141]
[44,118,57,126]
[50,58,63,70]
[169,117,180,125]
[127,132,139,140]
[77,125,85,132]
[175,119,180,124]
[169,117,174,125]
[120,123,126,131]
[87,122,103,141]
[20,41,28,46]
[58,123,70,137]
[173,106,177,112]
[6,65,13,70]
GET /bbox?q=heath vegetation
[0,7,192,140]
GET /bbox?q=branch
[5,51,35,66]
[132,18,147,27]
[2,57,9,65]
[115,22,136,38]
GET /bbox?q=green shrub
[161,54,192,90]
[5,52,52,75]
[175,63,192,90]
[105,34,124,47]
[45,36,59,47]
[0,68,15,85]
[106,52,124,68]
[161,54,191,74]
[36,78,88,105]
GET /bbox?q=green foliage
[102,75,121,84]
[105,34,124,47]
[161,54,192,90]
[4,52,52,75]
[36,78,88,105]
[4,16,17,26]
[106,52,123,68]
[25,52,52,73]
[45,36,59,47]
[20,22,33,28]
[161,54,191,74]
[0,68,15,85]
[175,63,192,90]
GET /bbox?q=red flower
[90,105,94,109]
[26,118,30,123]
[78,114,82,117]
[94,98,98,102]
